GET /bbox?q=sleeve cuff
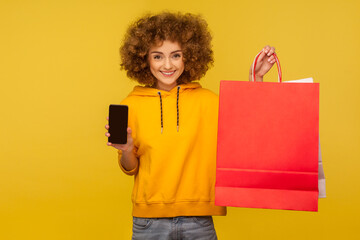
[118,149,139,175]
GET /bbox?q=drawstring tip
[177,126,179,132]
[161,127,163,134]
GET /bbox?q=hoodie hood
[128,82,202,97]
[127,82,202,133]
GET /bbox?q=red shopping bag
[215,52,319,211]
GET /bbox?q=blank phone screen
[108,104,128,144]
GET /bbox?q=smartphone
[108,104,128,144]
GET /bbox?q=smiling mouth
[161,71,176,77]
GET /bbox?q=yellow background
[1,0,359,239]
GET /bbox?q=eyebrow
[149,50,182,54]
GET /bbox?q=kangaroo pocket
[132,165,215,204]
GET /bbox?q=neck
[156,82,177,91]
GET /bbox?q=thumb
[127,127,133,140]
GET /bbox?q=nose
[164,57,172,69]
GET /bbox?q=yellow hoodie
[118,82,226,217]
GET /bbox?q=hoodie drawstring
[157,86,181,133]
[157,91,164,134]
[176,86,180,132]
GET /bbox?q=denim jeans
[132,216,217,240]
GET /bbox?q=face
[148,40,184,91]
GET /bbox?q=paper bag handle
[251,51,282,83]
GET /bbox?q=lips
[161,71,176,77]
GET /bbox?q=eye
[153,55,162,60]
[172,53,182,59]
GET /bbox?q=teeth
[162,71,175,75]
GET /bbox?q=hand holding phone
[105,123,134,152]
[105,105,137,171]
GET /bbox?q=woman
[105,12,276,240]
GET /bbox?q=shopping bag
[215,52,320,211]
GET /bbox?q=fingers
[105,119,133,150]
[105,124,110,139]
[105,116,109,129]
[267,46,276,64]
[258,46,275,63]
[262,45,276,64]
[106,142,120,150]
[105,127,131,138]
[257,50,266,62]
[269,47,275,56]
[107,141,117,148]
[105,119,110,143]
[268,55,276,64]
[263,45,275,56]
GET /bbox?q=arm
[116,128,138,171]
[249,45,276,82]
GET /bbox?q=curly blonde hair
[120,12,214,86]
